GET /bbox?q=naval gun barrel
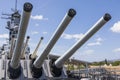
[9,35,15,59]
[21,36,30,59]
[33,9,76,69]
[30,37,43,59]
[10,2,33,70]
[54,13,111,68]
[10,2,33,69]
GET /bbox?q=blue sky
[0,0,120,62]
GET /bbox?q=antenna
[15,0,18,12]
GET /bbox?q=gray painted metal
[9,36,15,58]
[0,1,112,80]
[21,36,30,58]
[55,13,111,68]
[10,3,33,69]
[33,9,76,68]
[30,37,43,59]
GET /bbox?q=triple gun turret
[0,2,112,80]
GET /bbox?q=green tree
[69,64,74,70]
[112,61,120,66]
[77,64,85,69]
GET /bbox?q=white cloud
[31,15,48,20]
[31,31,39,35]
[110,21,120,33]
[87,42,101,46]
[96,37,103,42]
[87,37,103,47]
[84,49,94,54]
[113,48,120,53]
[35,23,39,26]
[0,34,9,38]
[42,32,47,35]
[62,33,84,40]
